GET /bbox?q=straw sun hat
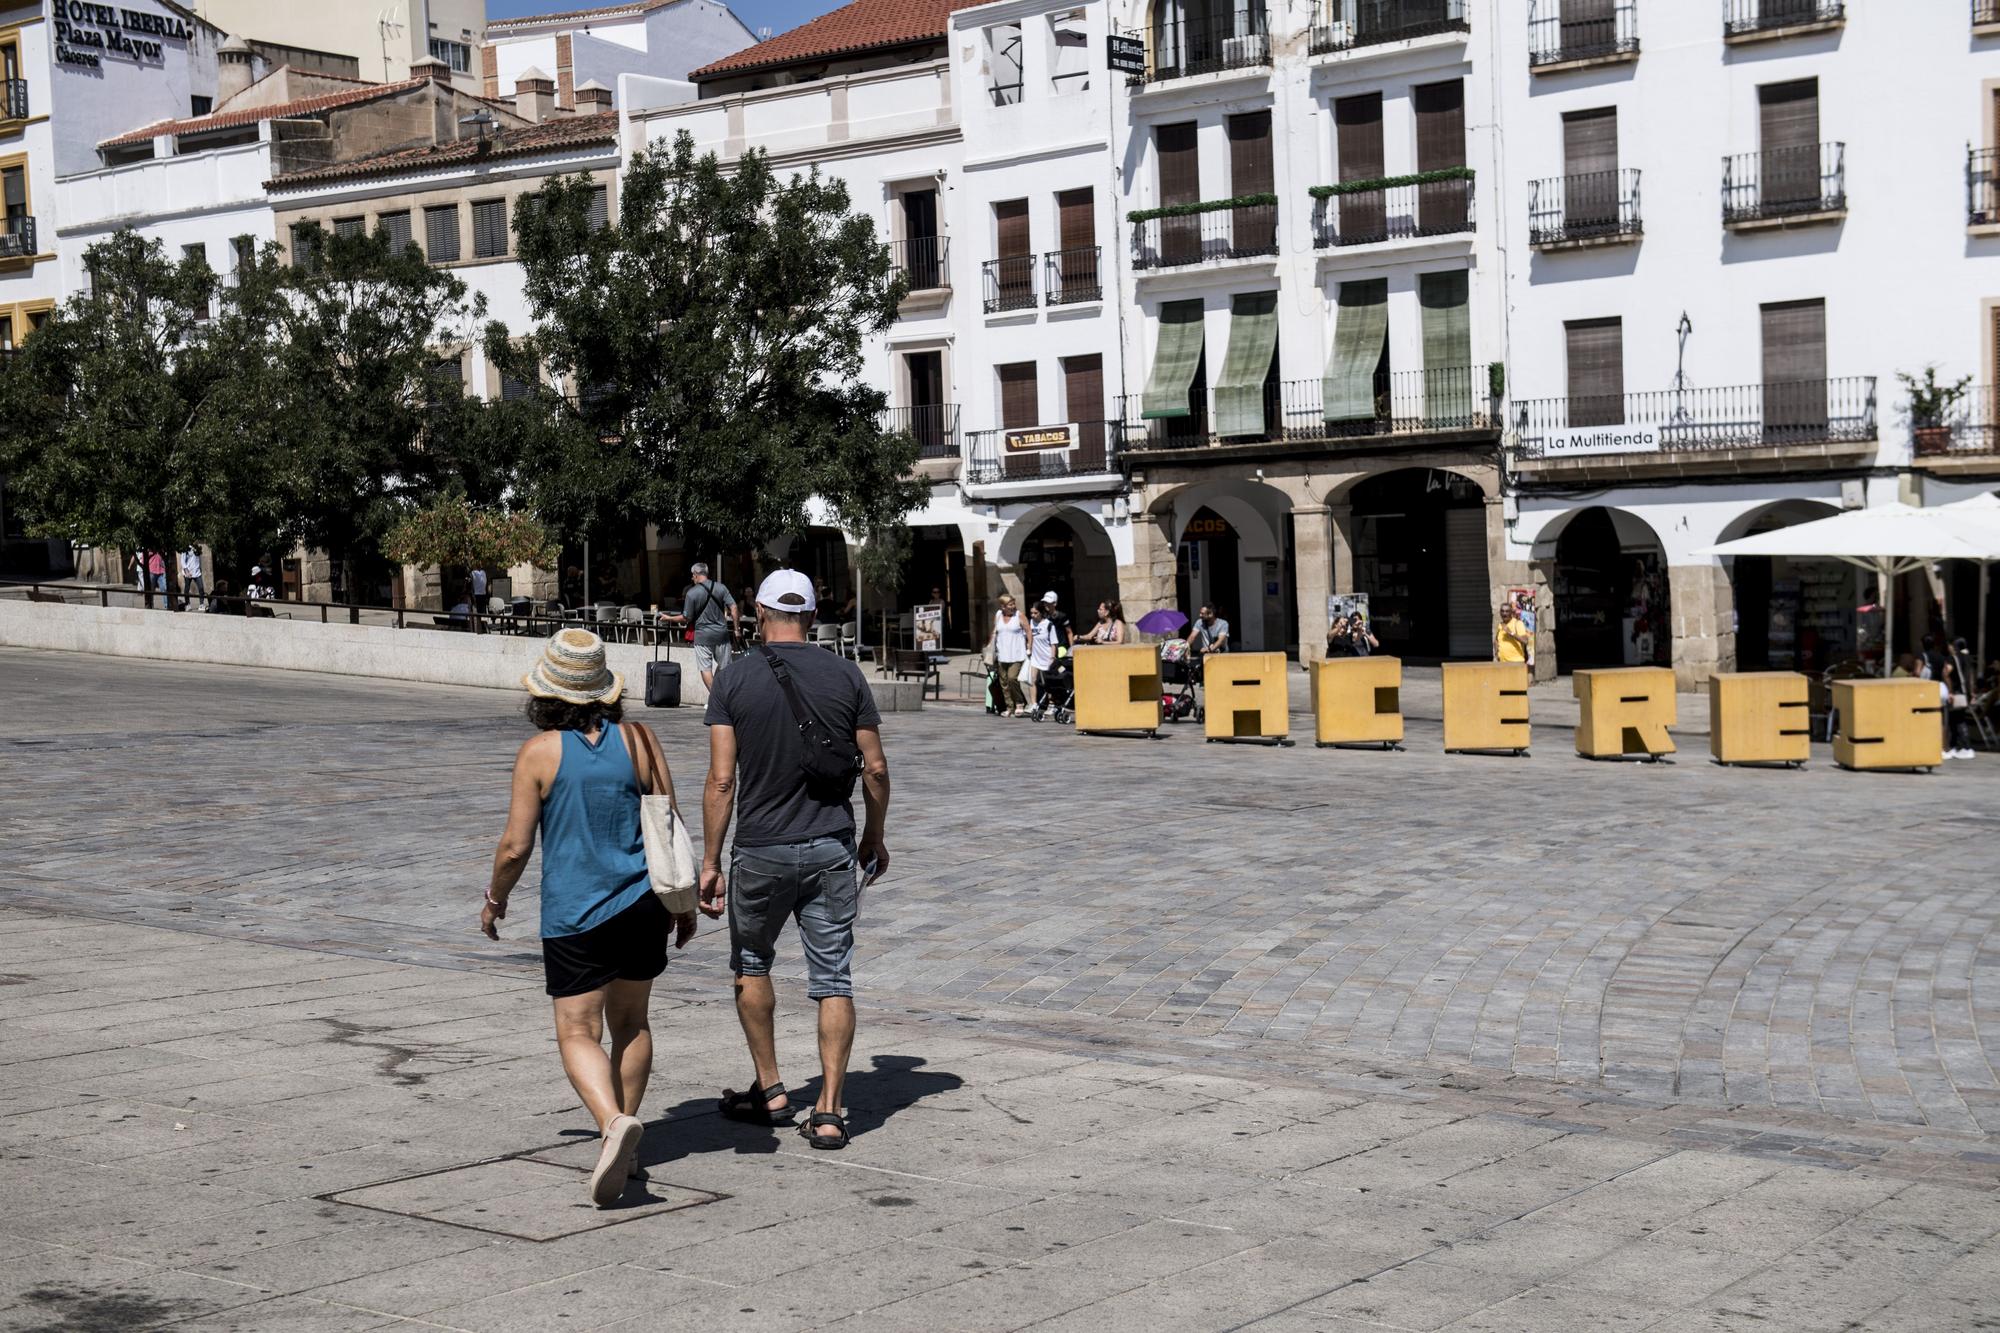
[523,629,624,704]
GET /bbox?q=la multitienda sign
[54,2,189,69]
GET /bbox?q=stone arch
[1537,504,1673,673]
[1344,466,1493,659]
[1715,498,1851,674]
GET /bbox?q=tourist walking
[178,548,206,610]
[1023,603,1058,712]
[1040,590,1075,649]
[480,629,698,1206]
[701,571,890,1150]
[987,594,1029,716]
[682,563,741,690]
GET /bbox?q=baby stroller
[1158,639,1201,723]
[1031,653,1075,723]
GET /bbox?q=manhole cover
[324,1149,725,1241]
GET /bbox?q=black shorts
[541,891,670,998]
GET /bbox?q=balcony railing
[1971,149,2000,226]
[966,420,1122,483]
[1045,246,1102,305]
[1980,1,2000,28]
[1311,0,1469,54]
[1115,366,1495,452]
[1529,170,1642,246]
[890,235,950,292]
[1528,2,1639,66]
[1310,171,1474,247]
[1917,385,1999,458]
[1514,377,1878,457]
[1722,143,1845,225]
[1724,0,1843,37]
[1145,8,1270,82]
[879,403,962,459]
[989,81,1023,106]
[1130,199,1277,271]
[982,256,1036,313]
[0,218,37,260]
[2,79,27,121]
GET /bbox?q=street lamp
[1671,310,1693,429]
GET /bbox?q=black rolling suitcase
[645,637,681,707]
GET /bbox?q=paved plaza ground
[2,645,1998,1332]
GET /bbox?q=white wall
[53,140,275,292]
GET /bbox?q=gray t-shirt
[683,580,735,646]
[704,643,882,847]
[1190,616,1229,652]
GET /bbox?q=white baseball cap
[1041,590,1058,604]
[755,569,817,612]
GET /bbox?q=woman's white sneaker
[590,1115,643,1207]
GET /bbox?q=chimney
[409,55,452,85]
[216,35,255,107]
[514,67,556,123]
[573,79,612,113]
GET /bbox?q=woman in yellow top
[1495,602,1532,663]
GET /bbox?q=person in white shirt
[986,595,1029,716]
[178,548,205,609]
[471,567,489,603]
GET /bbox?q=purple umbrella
[1135,608,1188,636]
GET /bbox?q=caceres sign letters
[1107,34,1146,75]
[1004,424,1076,454]
[54,2,190,70]
[1534,425,1662,457]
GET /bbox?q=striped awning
[1141,299,1206,419]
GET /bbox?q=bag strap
[621,722,663,797]
[757,644,817,737]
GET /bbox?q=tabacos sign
[54,2,191,70]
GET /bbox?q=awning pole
[1882,560,1895,677]
[1980,560,1991,674]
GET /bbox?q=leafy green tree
[382,497,559,582]
[489,131,925,560]
[0,230,279,605]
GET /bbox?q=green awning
[1213,291,1279,437]
[1140,299,1205,419]
[1420,269,1472,423]
[1322,279,1388,422]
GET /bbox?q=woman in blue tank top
[479,629,698,1207]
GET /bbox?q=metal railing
[1722,143,1845,224]
[879,403,962,458]
[1044,246,1103,304]
[1528,2,1639,65]
[1528,169,1642,246]
[1980,0,2000,28]
[1513,376,1878,457]
[0,217,36,260]
[1145,8,1270,82]
[0,578,591,635]
[989,81,1023,106]
[1311,176,1474,247]
[1311,0,1469,53]
[1131,202,1277,270]
[1724,0,1843,36]
[982,256,1037,312]
[1971,148,2000,226]
[2,78,26,120]
[1920,385,2000,457]
[890,235,950,292]
[1115,366,1495,451]
[965,420,1122,483]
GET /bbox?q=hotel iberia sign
[54,2,190,69]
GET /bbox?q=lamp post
[1671,310,1692,431]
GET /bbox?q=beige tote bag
[624,723,698,915]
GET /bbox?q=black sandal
[718,1081,796,1125]
[799,1110,849,1150]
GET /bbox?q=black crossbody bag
[757,645,864,798]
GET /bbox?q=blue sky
[484,0,839,42]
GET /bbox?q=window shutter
[1564,318,1625,427]
[1561,0,1615,52]
[1063,354,1106,470]
[1413,79,1465,171]
[333,217,362,239]
[472,199,508,258]
[1761,299,1827,432]
[1418,270,1472,423]
[379,210,411,251]
[1213,291,1280,438]
[1141,299,1206,419]
[500,370,534,402]
[1057,188,1094,250]
[425,205,460,262]
[1323,279,1389,423]
[1760,79,1820,206]
[1562,108,1618,227]
[998,362,1039,429]
[1226,111,1273,194]
[1335,93,1384,182]
[1156,122,1199,204]
[995,199,1029,260]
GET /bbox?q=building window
[1048,10,1089,94]
[499,369,535,402]
[231,234,255,283]
[429,38,472,72]
[1759,77,1821,209]
[183,244,212,320]
[471,199,508,259]
[997,361,1039,428]
[2,36,26,120]
[1761,298,1828,433]
[378,210,413,252]
[588,184,609,230]
[290,223,319,270]
[987,22,1023,105]
[988,199,1033,312]
[332,216,363,240]
[425,204,461,263]
[0,313,12,351]
[190,94,211,116]
[1564,318,1624,427]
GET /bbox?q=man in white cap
[700,570,891,1150]
[1040,589,1073,650]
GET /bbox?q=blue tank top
[537,725,650,939]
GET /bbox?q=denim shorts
[728,835,859,999]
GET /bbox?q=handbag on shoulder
[623,723,698,915]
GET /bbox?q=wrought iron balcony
[1115,366,1495,453]
[1980,0,2000,28]
[879,403,962,459]
[1144,8,1270,82]
[1723,0,1843,39]
[1044,246,1102,305]
[1528,2,1639,67]
[966,420,1121,484]
[1310,171,1474,247]
[989,80,1023,107]
[1,78,27,121]
[1513,377,1878,458]
[982,256,1036,313]
[889,235,950,292]
[0,218,37,261]
[1130,199,1277,271]
[1971,148,2000,226]
[1722,143,1845,225]
[1311,0,1469,54]
[1915,385,1999,458]
[1528,170,1642,247]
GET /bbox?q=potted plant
[1899,365,1971,457]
